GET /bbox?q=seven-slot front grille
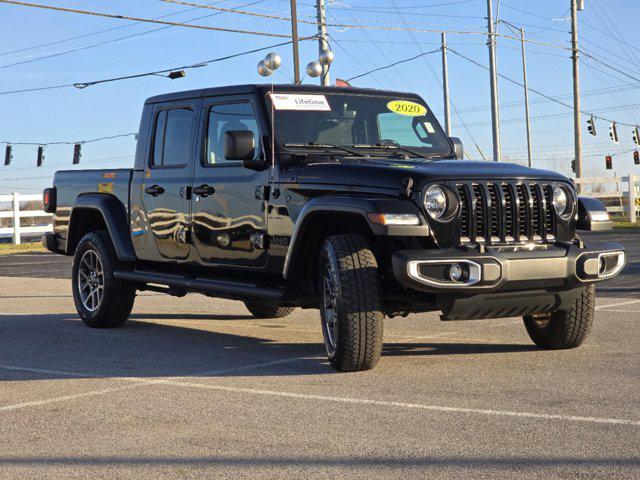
[455,181,556,245]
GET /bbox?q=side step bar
[114,270,285,301]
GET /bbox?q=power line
[0,0,291,38]
[156,0,573,50]
[388,0,486,160]
[0,0,269,70]
[0,39,304,95]
[0,0,243,58]
[450,83,640,114]
[580,50,640,86]
[447,47,640,128]
[346,49,440,81]
[73,39,300,89]
[1,133,136,146]
[592,0,640,70]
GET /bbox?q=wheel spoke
[322,265,339,351]
[77,249,105,312]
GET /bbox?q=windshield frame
[263,90,454,160]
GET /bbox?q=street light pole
[316,0,330,86]
[441,33,451,136]
[290,0,301,84]
[486,0,502,162]
[520,28,533,168]
[571,0,583,185]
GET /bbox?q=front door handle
[145,185,165,197]
[193,184,216,197]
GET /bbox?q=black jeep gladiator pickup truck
[43,84,625,372]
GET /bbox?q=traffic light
[571,159,576,173]
[4,144,12,166]
[605,155,613,170]
[609,122,619,143]
[37,145,45,167]
[73,143,82,165]
[634,127,640,146]
[587,116,597,136]
[634,150,640,165]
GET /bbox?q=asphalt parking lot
[0,231,639,479]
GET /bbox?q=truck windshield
[270,92,452,159]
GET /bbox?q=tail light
[43,187,56,213]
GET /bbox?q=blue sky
[0,0,639,194]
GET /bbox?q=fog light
[449,263,464,282]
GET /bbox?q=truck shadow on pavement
[0,313,538,381]
[0,454,638,471]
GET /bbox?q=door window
[152,108,194,167]
[206,102,260,165]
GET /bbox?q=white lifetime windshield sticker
[270,94,331,111]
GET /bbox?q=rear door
[191,96,270,268]
[141,100,199,260]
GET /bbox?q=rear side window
[152,108,194,167]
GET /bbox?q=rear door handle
[145,185,165,197]
[193,184,215,197]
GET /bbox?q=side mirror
[449,137,464,159]
[577,196,613,231]
[224,130,256,161]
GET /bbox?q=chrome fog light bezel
[407,259,482,288]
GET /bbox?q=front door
[191,97,269,268]
[141,101,198,260]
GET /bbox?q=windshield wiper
[352,143,433,160]
[284,142,366,158]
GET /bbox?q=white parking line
[596,299,640,310]
[0,383,153,412]
[193,356,312,377]
[160,379,640,428]
[2,362,639,427]
[0,357,310,412]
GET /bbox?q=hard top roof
[144,83,421,104]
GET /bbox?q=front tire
[72,231,136,328]
[523,285,595,349]
[319,234,384,372]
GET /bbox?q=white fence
[576,175,638,223]
[0,193,53,245]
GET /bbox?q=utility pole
[486,0,502,161]
[441,33,452,136]
[520,28,533,168]
[290,0,301,84]
[316,0,330,86]
[571,0,583,185]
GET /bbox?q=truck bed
[52,168,134,249]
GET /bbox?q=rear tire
[318,234,384,372]
[72,231,136,328]
[244,302,296,319]
[523,285,595,349]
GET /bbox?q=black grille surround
[449,181,569,246]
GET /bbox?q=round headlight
[553,185,572,218]
[424,185,448,219]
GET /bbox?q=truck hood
[284,158,570,190]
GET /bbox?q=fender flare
[68,193,137,262]
[282,196,429,278]
[577,196,613,231]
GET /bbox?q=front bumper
[392,241,626,294]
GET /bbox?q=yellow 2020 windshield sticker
[387,100,427,117]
